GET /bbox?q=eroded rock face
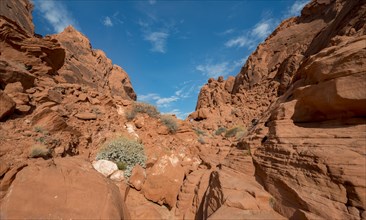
[52,26,136,101]
[0,157,130,219]
[192,0,366,219]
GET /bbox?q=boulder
[92,160,118,177]
[0,158,130,219]
[110,170,125,182]
[142,154,185,209]
[31,108,68,132]
[75,112,97,120]
[0,91,16,120]
[129,165,145,190]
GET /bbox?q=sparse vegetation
[198,136,206,144]
[29,144,50,159]
[160,115,179,134]
[214,127,227,136]
[225,126,246,138]
[269,197,276,208]
[126,102,160,121]
[96,137,146,178]
[34,126,48,134]
[116,161,127,170]
[193,128,206,136]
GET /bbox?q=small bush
[160,115,179,134]
[126,102,160,121]
[116,161,127,170]
[198,136,206,144]
[214,127,227,136]
[269,197,276,208]
[225,126,246,138]
[96,137,146,178]
[34,126,48,135]
[193,128,206,136]
[29,145,50,158]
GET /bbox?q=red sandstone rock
[0,91,16,120]
[129,165,146,191]
[0,158,130,219]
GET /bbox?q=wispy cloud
[163,109,190,119]
[139,93,177,107]
[148,0,157,5]
[225,36,253,48]
[144,31,169,53]
[285,0,309,17]
[252,20,272,39]
[35,0,77,33]
[103,16,113,27]
[225,19,275,49]
[196,57,246,78]
[217,28,235,36]
[196,62,230,78]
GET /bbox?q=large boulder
[142,154,185,209]
[0,91,15,120]
[0,157,130,219]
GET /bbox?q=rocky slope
[192,0,366,219]
[0,0,365,219]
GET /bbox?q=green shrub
[160,115,179,134]
[116,161,127,170]
[126,102,160,121]
[29,145,50,158]
[96,137,146,178]
[214,127,227,136]
[225,126,246,138]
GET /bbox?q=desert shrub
[160,115,179,133]
[269,197,276,208]
[116,161,127,170]
[198,136,206,144]
[126,102,160,121]
[193,128,206,136]
[96,137,146,178]
[29,144,50,158]
[235,130,247,140]
[225,126,246,138]
[214,127,227,136]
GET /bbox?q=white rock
[125,122,139,139]
[110,170,125,182]
[92,160,118,177]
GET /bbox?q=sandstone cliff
[192,0,366,219]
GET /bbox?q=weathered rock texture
[192,0,366,219]
[1,157,130,219]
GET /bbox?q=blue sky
[32,0,308,119]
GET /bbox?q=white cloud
[225,19,275,49]
[138,93,178,107]
[196,62,230,78]
[252,20,271,39]
[103,16,113,27]
[225,36,251,48]
[163,109,190,119]
[139,93,160,102]
[156,97,179,106]
[148,0,157,5]
[35,0,77,33]
[144,31,169,53]
[196,56,248,78]
[286,0,309,17]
